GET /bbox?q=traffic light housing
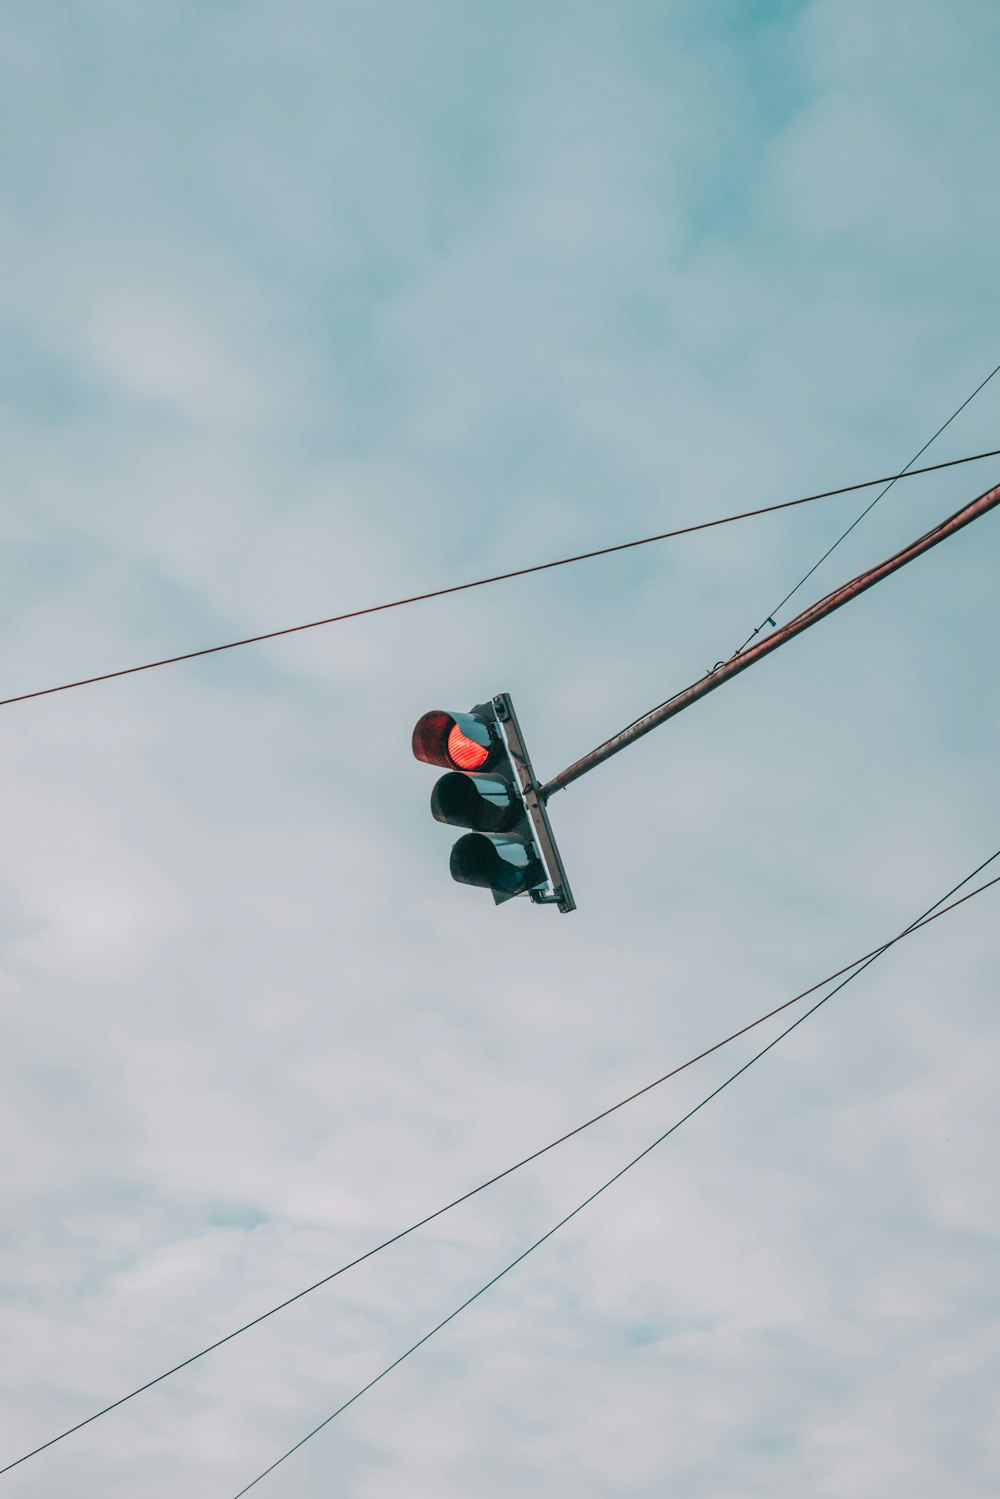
[412,694,575,912]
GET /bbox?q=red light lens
[413,709,494,770]
[412,710,452,766]
[447,725,490,770]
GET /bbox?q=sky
[0,1,998,1495]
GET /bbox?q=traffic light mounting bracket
[491,692,576,914]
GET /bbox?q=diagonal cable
[1,448,997,711]
[230,846,998,1494]
[731,358,1000,656]
[3,857,997,1482]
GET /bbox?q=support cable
[3,854,997,1481]
[1,449,997,711]
[730,358,1000,657]
[542,478,1000,797]
[229,848,1000,1496]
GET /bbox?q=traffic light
[412,693,575,912]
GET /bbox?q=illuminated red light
[412,710,452,766]
[412,709,495,771]
[447,725,490,770]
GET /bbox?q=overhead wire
[229,846,1000,1496]
[729,357,1000,658]
[4,852,997,1481]
[1,448,997,712]
[579,472,1000,763]
[0,355,990,1480]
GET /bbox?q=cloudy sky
[1,2,998,1495]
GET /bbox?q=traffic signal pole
[493,692,575,912]
[540,478,1000,800]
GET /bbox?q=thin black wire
[573,471,1000,757]
[731,358,1000,657]
[1,448,997,711]
[230,849,999,1497]
[3,861,997,1482]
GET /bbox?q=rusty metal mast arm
[540,479,1000,800]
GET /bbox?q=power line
[1,448,997,712]
[730,358,1000,658]
[5,855,996,1481]
[229,848,1000,1497]
[542,476,1000,796]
